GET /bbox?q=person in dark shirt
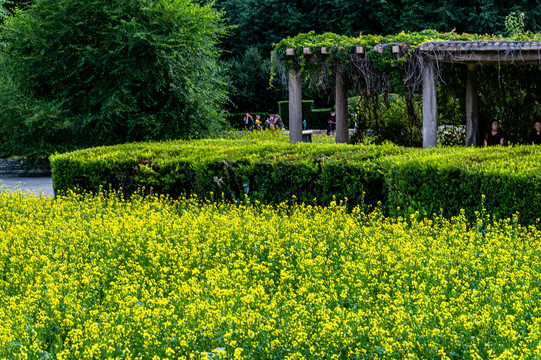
[484,120,504,147]
[327,109,336,135]
[527,120,541,145]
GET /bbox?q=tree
[0,1,10,20]
[227,46,283,113]
[0,0,230,158]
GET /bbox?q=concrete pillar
[422,60,437,148]
[335,66,349,144]
[289,69,302,144]
[465,64,479,147]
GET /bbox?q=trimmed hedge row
[226,112,269,129]
[384,146,541,224]
[50,141,541,224]
[50,140,407,209]
[278,100,331,130]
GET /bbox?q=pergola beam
[424,54,541,65]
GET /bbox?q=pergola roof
[419,40,541,65]
[284,40,541,65]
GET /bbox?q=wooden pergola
[281,40,541,147]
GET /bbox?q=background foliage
[2,0,541,153]
[211,0,541,115]
[0,0,229,159]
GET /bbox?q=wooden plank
[321,47,330,54]
[392,45,400,54]
[286,48,295,56]
[355,46,364,54]
[303,47,313,55]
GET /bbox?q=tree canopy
[216,0,541,56]
[213,0,541,113]
[0,0,229,158]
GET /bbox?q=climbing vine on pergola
[271,30,541,146]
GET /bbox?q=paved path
[0,176,54,197]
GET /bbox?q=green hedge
[277,100,317,129]
[51,140,407,209]
[50,141,541,225]
[277,97,358,130]
[383,145,541,224]
[310,108,332,129]
[226,112,269,129]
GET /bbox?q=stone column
[335,66,349,144]
[422,60,437,148]
[289,69,303,144]
[465,64,479,147]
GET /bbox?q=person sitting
[265,112,275,129]
[483,120,504,146]
[528,120,541,145]
[254,114,262,130]
[273,113,284,130]
[266,110,283,130]
[327,109,336,135]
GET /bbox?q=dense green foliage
[213,0,541,113]
[51,137,541,225]
[384,145,541,225]
[50,137,407,209]
[272,30,527,72]
[0,1,10,20]
[226,46,284,114]
[216,0,541,57]
[0,0,229,159]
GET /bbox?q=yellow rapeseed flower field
[0,190,540,359]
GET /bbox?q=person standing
[243,111,253,129]
[327,109,336,135]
